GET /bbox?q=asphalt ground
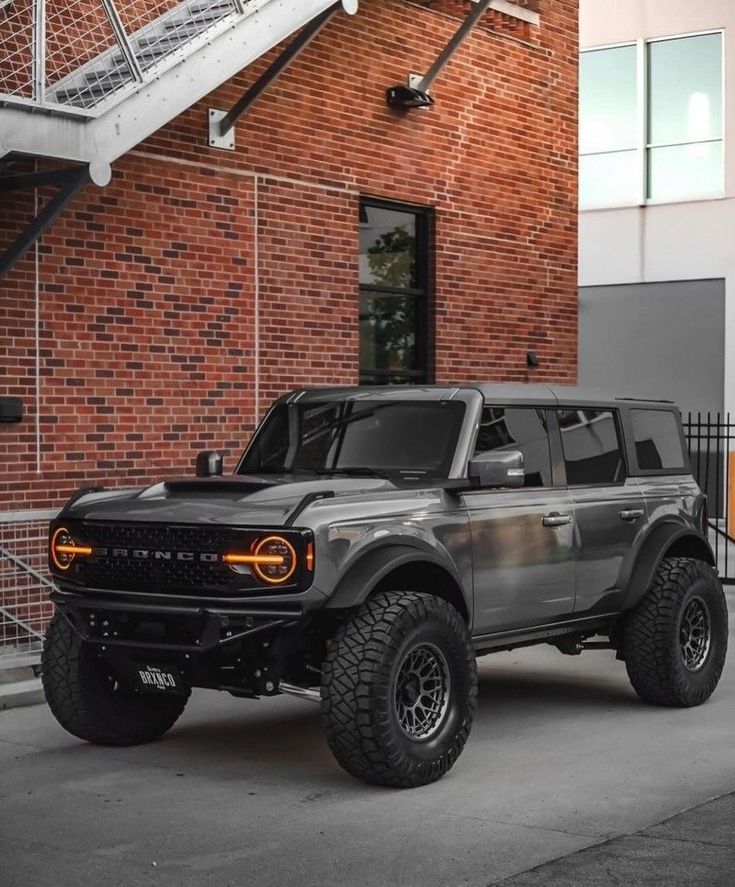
[1,588,734,886]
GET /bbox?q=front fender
[324,542,468,613]
[620,522,715,611]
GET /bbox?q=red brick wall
[1,0,578,511]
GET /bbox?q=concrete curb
[0,678,45,711]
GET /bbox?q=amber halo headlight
[224,535,298,585]
[50,526,92,571]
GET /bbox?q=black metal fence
[683,413,734,582]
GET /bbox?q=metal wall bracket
[387,0,538,111]
[208,109,235,151]
[206,0,357,151]
[387,0,491,111]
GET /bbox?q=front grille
[56,521,304,597]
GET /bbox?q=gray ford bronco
[43,385,728,787]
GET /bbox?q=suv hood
[61,475,398,527]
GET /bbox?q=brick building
[1,0,578,517]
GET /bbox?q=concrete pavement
[1,589,734,886]
[499,792,735,885]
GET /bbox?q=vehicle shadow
[38,660,645,789]
[148,661,642,784]
[476,662,640,710]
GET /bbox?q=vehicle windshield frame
[237,398,468,482]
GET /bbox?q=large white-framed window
[580,31,724,210]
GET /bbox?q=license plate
[133,663,185,695]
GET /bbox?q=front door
[465,407,576,636]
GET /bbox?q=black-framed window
[558,408,626,485]
[359,198,431,385]
[631,409,685,471]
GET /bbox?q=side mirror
[195,450,223,478]
[468,450,525,489]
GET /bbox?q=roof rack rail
[615,396,675,403]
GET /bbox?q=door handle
[619,509,644,522]
[542,512,572,528]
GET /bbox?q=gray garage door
[578,279,725,418]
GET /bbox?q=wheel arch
[324,544,471,623]
[621,522,716,611]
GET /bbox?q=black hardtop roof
[282,385,677,410]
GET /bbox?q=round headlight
[50,526,87,570]
[252,536,297,585]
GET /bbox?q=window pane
[474,407,552,487]
[240,400,466,478]
[648,34,722,146]
[648,140,723,201]
[558,409,625,485]
[359,205,417,288]
[631,409,685,470]
[580,150,640,208]
[360,291,418,374]
[580,45,637,154]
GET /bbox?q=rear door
[553,406,645,615]
[464,406,576,635]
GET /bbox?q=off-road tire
[622,557,728,707]
[321,591,477,788]
[42,612,189,746]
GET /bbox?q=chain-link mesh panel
[45,1,135,109]
[123,0,240,74]
[0,0,35,99]
[0,512,56,668]
[1,0,264,112]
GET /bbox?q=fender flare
[324,543,470,617]
[620,523,715,611]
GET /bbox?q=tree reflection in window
[359,200,430,385]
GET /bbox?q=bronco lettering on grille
[92,548,221,562]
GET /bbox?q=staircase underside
[0,0,351,165]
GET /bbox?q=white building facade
[578,0,734,419]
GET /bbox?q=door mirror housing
[468,450,525,489]
[195,450,223,478]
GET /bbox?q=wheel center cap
[403,677,420,704]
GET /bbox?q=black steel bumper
[51,588,303,655]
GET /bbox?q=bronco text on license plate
[134,663,185,694]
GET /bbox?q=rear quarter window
[631,409,686,471]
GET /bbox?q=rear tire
[622,557,728,707]
[42,612,189,746]
[321,591,477,788]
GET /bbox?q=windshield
[239,400,466,480]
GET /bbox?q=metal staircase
[0,0,357,165]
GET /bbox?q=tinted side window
[474,407,552,487]
[558,408,625,485]
[631,409,685,470]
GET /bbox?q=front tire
[42,612,189,746]
[622,557,728,707]
[321,591,477,788]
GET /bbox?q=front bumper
[51,587,302,654]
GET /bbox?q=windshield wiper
[315,467,391,480]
